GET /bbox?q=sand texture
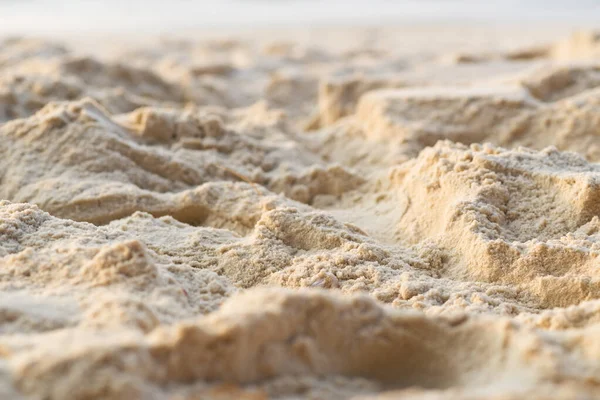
[2,27,600,399]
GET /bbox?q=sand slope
[2,28,600,399]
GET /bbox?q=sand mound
[315,73,407,127]
[449,30,600,64]
[396,141,600,308]
[0,98,361,221]
[321,80,600,163]
[2,27,600,399]
[520,63,600,102]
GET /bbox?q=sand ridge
[2,27,600,399]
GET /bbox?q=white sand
[2,25,600,399]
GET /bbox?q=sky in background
[0,0,599,36]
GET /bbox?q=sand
[2,25,600,399]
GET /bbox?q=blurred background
[1,0,600,37]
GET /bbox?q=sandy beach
[2,6,600,399]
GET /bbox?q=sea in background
[1,0,600,37]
